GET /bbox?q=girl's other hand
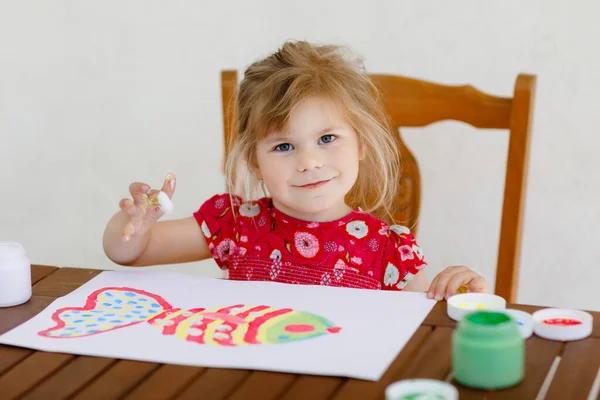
[426,265,488,301]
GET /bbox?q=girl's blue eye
[319,134,336,144]
[274,143,293,152]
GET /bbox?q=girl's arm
[103,213,211,266]
[102,173,211,267]
[402,271,429,292]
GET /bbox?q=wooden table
[0,265,599,400]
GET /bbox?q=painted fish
[38,287,341,346]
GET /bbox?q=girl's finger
[119,198,135,216]
[445,271,481,298]
[466,276,488,293]
[427,274,440,299]
[160,173,176,198]
[129,182,151,206]
[427,266,456,298]
[429,266,467,300]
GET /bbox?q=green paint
[466,311,511,326]
[400,394,446,400]
[265,312,335,343]
[453,311,524,389]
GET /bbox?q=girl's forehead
[290,96,345,120]
[254,95,353,143]
[281,98,348,133]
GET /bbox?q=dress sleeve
[193,193,240,270]
[379,225,427,290]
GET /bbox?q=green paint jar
[452,311,524,389]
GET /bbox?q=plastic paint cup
[453,311,524,389]
[532,308,593,341]
[446,293,506,322]
[0,242,32,307]
[385,379,458,400]
[501,309,533,339]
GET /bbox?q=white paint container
[446,293,507,321]
[0,242,32,307]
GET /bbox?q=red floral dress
[193,194,426,290]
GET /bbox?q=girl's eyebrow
[265,126,343,144]
[264,133,292,144]
[316,126,343,136]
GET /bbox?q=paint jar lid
[532,308,593,341]
[501,309,533,339]
[385,379,458,400]
[447,293,506,322]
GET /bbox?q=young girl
[102,41,487,301]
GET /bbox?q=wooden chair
[220,70,536,303]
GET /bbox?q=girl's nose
[296,148,324,172]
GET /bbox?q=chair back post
[495,74,537,302]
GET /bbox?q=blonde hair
[225,40,400,223]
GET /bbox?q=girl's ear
[248,156,262,180]
[254,167,263,180]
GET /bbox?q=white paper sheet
[0,270,436,381]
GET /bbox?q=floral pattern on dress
[193,194,427,291]
[383,263,400,286]
[390,225,411,236]
[412,244,424,260]
[397,272,415,290]
[399,245,414,261]
[239,202,260,217]
[293,231,320,258]
[200,221,211,238]
[214,239,238,262]
[346,221,368,239]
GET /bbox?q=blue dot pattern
[43,289,167,338]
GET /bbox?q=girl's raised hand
[119,173,176,242]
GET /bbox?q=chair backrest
[221,70,536,302]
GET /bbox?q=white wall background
[1,1,598,311]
